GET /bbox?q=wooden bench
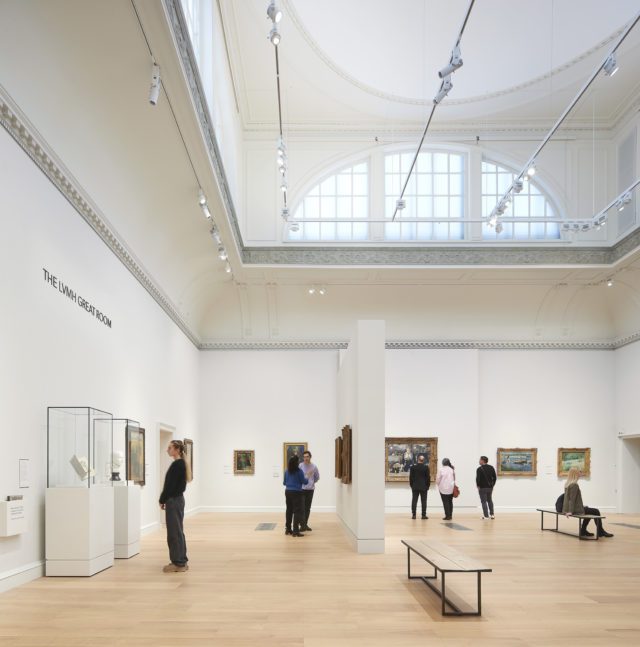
[537,508,606,540]
[401,539,492,616]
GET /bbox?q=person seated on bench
[562,467,613,538]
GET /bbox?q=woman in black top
[159,439,193,572]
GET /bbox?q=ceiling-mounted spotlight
[198,190,207,207]
[488,213,497,227]
[526,162,537,177]
[289,222,300,232]
[210,225,221,244]
[277,155,285,167]
[280,181,288,193]
[281,207,290,220]
[149,63,161,106]
[266,1,282,23]
[603,52,618,77]
[438,45,463,79]
[495,222,504,234]
[513,178,524,194]
[217,246,227,261]
[224,262,232,274]
[581,223,591,232]
[278,165,287,177]
[607,278,614,287]
[269,25,281,45]
[396,198,406,211]
[433,76,453,104]
[616,191,632,211]
[308,287,315,295]
[318,287,326,296]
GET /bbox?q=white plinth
[0,500,27,536]
[45,487,114,576]
[114,484,141,559]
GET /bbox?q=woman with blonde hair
[159,439,193,571]
[562,467,613,538]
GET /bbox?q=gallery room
[1,0,640,644]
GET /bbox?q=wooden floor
[1,511,639,646]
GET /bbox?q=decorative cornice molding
[282,0,623,109]
[199,337,640,351]
[241,245,613,267]
[0,86,201,348]
[163,0,245,252]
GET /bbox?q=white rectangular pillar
[114,485,141,558]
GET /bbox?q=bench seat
[536,508,606,540]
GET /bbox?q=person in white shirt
[299,450,320,532]
[436,458,456,520]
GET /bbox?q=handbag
[452,484,460,498]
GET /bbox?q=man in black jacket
[409,455,430,519]
[476,456,497,519]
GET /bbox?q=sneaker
[163,563,188,573]
[481,516,488,520]
[490,515,495,519]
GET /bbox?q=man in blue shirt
[299,450,320,532]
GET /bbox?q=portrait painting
[183,438,194,479]
[283,442,307,472]
[557,447,590,477]
[384,437,438,483]
[341,425,352,484]
[497,448,537,477]
[126,425,145,485]
[234,449,255,475]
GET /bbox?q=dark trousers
[302,489,314,526]
[582,506,604,533]
[440,493,454,519]
[285,490,304,532]
[411,489,428,516]
[165,495,188,566]
[479,487,494,517]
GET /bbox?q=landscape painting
[497,448,537,477]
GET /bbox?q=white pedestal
[45,487,114,576]
[0,500,27,536]
[114,485,141,559]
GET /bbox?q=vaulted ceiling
[2,0,640,345]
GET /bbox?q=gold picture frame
[341,425,352,484]
[234,449,255,475]
[497,448,537,477]
[283,442,307,472]
[557,447,591,477]
[335,436,343,479]
[384,437,438,483]
[183,438,193,479]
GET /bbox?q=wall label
[42,267,112,329]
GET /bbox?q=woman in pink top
[436,458,456,520]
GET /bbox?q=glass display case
[47,407,113,488]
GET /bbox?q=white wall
[614,340,640,512]
[336,321,385,553]
[198,350,338,511]
[0,128,200,589]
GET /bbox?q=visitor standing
[299,450,320,532]
[436,458,456,520]
[476,455,497,519]
[409,454,430,519]
[283,455,308,537]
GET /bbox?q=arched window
[384,151,465,241]
[287,162,369,241]
[482,161,560,240]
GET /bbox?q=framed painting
[234,449,255,475]
[126,425,145,485]
[385,437,438,483]
[341,425,352,484]
[335,436,343,479]
[283,442,307,472]
[183,438,193,479]
[497,448,537,477]
[557,447,591,477]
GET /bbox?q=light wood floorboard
[1,512,639,646]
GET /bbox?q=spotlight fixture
[488,213,497,227]
[526,162,536,177]
[217,246,227,261]
[266,1,282,23]
[616,192,632,211]
[513,178,524,194]
[603,52,618,77]
[224,262,232,274]
[149,63,161,106]
[269,25,281,45]
[396,198,406,211]
[280,181,288,193]
[308,287,315,295]
[607,278,613,287]
[289,222,299,232]
[433,76,453,104]
[279,165,287,176]
[198,190,207,207]
[318,287,326,296]
[495,222,504,234]
[281,207,290,220]
[438,45,463,79]
[210,225,221,244]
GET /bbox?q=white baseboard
[141,521,161,535]
[0,560,44,594]
[337,514,385,554]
